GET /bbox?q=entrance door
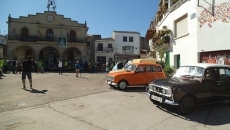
[176,55,180,69]
[97,56,106,64]
[68,51,74,61]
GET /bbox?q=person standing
[105,61,109,73]
[0,58,3,73]
[37,60,42,73]
[75,61,81,77]
[58,60,63,75]
[12,59,16,74]
[22,56,33,90]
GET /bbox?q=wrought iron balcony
[95,47,114,53]
[8,35,87,43]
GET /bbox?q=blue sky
[0,0,159,38]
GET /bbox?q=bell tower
[47,0,56,12]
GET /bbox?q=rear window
[156,66,162,72]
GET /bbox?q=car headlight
[107,76,114,81]
[165,89,172,96]
[162,89,166,94]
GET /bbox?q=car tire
[118,80,127,90]
[177,96,195,115]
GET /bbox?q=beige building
[7,11,90,66]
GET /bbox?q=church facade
[7,11,89,65]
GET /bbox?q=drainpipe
[168,0,172,9]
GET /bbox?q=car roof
[181,63,230,68]
[132,62,159,66]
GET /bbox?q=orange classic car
[106,62,166,90]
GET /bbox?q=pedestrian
[22,55,33,90]
[58,59,63,75]
[105,61,109,73]
[75,61,81,77]
[12,59,16,74]
[110,61,115,71]
[0,58,3,74]
[37,60,42,73]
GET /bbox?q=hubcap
[119,81,126,89]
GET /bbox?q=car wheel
[118,80,127,90]
[177,96,195,115]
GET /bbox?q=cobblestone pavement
[0,72,230,130]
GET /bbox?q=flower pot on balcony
[163,35,170,43]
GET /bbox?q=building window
[97,43,103,51]
[46,29,53,41]
[129,37,133,42]
[108,44,112,48]
[175,14,188,38]
[69,30,76,42]
[123,36,127,42]
[21,27,28,37]
[122,46,134,54]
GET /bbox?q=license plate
[151,95,162,103]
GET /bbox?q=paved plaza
[0,72,230,130]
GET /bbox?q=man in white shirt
[58,60,63,75]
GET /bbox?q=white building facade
[94,38,115,63]
[112,31,140,62]
[147,0,230,68]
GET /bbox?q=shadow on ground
[24,88,48,94]
[111,87,146,92]
[152,101,230,126]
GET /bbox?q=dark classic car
[146,63,230,115]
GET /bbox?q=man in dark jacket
[22,56,33,90]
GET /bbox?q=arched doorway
[13,46,35,60]
[63,47,82,70]
[63,47,82,61]
[68,51,74,61]
[39,47,59,70]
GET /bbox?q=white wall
[197,0,230,52]
[157,0,199,67]
[95,39,115,62]
[113,32,140,55]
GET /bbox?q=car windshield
[124,63,130,69]
[112,62,123,70]
[173,66,205,78]
[126,64,136,71]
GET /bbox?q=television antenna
[47,0,56,12]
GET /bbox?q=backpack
[75,63,80,69]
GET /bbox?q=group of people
[0,58,45,74]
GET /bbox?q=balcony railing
[8,35,87,43]
[95,47,114,53]
[122,51,134,54]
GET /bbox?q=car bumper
[146,90,179,106]
[106,81,118,86]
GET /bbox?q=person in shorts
[75,61,81,77]
[22,56,33,89]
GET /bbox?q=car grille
[148,84,171,97]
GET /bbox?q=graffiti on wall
[201,51,230,65]
[198,2,230,27]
